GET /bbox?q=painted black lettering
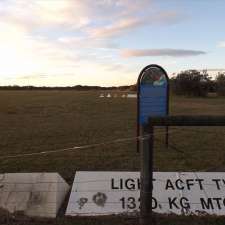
[213,198,222,210]
[120,197,125,209]
[168,197,179,209]
[166,179,175,190]
[138,178,141,190]
[222,179,225,186]
[111,179,119,189]
[200,198,214,210]
[212,179,221,190]
[186,179,194,190]
[125,179,135,190]
[195,179,204,190]
[152,197,157,209]
[127,197,136,209]
[180,197,190,209]
[175,179,184,190]
[119,179,123,189]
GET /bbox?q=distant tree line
[128,70,225,97]
[171,70,225,97]
[216,73,225,96]
[0,85,132,91]
[1,71,225,97]
[129,70,225,97]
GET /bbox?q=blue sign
[138,65,169,125]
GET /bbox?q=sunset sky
[0,0,225,86]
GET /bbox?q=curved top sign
[137,64,169,126]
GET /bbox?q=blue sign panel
[139,85,167,124]
[138,65,169,125]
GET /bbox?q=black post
[140,125,154,225]
[139,115,225,224]
[166,126,169,148]
[150,115,225,127]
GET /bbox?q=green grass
[0,90,225,224]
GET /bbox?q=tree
[129,84,137,92]
[216,73,225,96]
[172,70,211,97]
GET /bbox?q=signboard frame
[137,64,170,152]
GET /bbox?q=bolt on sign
[66,171,225,216]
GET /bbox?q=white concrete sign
[0,173,70,218]
[66,171,225,216]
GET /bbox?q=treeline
[1,70,225,97]
[0,85,132,91]
[171,70,225,97]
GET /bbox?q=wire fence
[0,128,181,160]
[0,127,224,161]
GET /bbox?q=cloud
[218,41,225,48]
[0,0,188,86]
[0,0,183,38]
[121,49,207,57]
[88,11,182,38]
[0,23,81,77]
[15,74,49,80]
[57,36,119,50]
[0,0,166,52]
[88,17,143,38]
[0,0,91,30]
[0,0,149,32]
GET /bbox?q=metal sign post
[140,124,154,225]
[137,65,169,225]
[137,64,169,153]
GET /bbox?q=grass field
[0,90,225,225]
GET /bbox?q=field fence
[0,127,224,161]
[0,127,224,175]
[0,128,181,160]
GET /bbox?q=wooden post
[140,125,154,225]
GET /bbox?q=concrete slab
[0,173,69,218]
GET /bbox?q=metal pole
[166,126,169,148]
[150,115,225,127]
[139,115,225,224]
[140,125,154,225]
